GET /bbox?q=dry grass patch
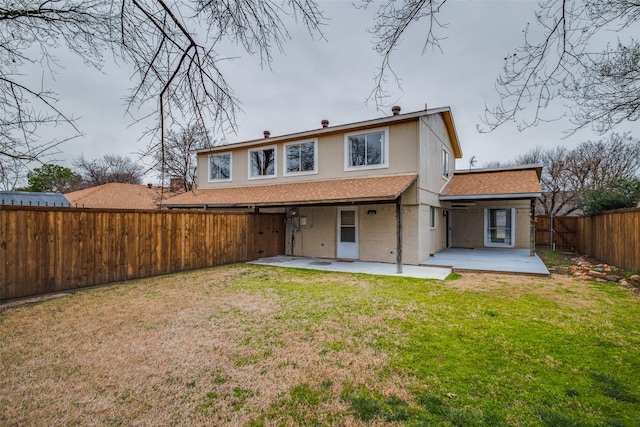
[0,266,405,426]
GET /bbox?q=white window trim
[483,208,515,248]
[429,206,437,229]
[344,127,390,171]
[283,139,318,177]
[208,152,232,182]
[442,148,451,179]
[248,145,278,180]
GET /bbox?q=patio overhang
[164,174,417,209]
[440,166,543,257]
[439,165,543,202]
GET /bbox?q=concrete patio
[249,248,550,279]
[421,247,550,276]
[248,256,452,280]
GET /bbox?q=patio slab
[421,248,550,276]
[248,256,452,280]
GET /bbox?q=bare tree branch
[365,0,639,132]
[1,0,324,178]
[363,0,448,108]
[481,0,640,134]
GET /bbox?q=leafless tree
[364,0,448,108]
[365,0,640,133]
[482,0,640,134]
[74,154,145,185]
[507,133,640,216]
[149,123,213,191]
[1,1,325,170]
[0,158,26,191]
[1,1,112,162]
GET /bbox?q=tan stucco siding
[197,121,420,189]
[449,200,532,249]
[418,115,455,198]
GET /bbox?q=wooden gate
[535,215,578,251]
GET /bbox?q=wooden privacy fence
[576,208,640,272]
[536,209,640,271]
[535,215,578,251]
[0,206,285,301]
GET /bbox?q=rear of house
[166,106,542,267]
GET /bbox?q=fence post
[550,213,555,251]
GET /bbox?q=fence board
[1,207,285,301]
[576,208,640,272]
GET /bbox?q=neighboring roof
[197,107,463,159]
[165,174,418,208]
[65,183,181,210]
[0,191,71,207]
[440,165,542,200]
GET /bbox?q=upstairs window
[442,149,450,178]
[345,128,389,170]
[249,146,276,179]
[209,153,231,181]
[285,140,317,175]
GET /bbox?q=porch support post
[530,198,535,256]
[396,197,403,273]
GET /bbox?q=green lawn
[1,265,639,426]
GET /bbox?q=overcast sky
[31,0,640,182]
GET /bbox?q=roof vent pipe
[263,130,270,138]
[321,119,329,128]
[392,106,401,115]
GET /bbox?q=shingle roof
[440,166,542,200]
[196,107,463,159]
[0,191,71,207]
[165,174,418,208]
[65,183,180,209]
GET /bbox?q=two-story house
[165,106,542,271]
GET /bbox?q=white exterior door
[337,207,359,259]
